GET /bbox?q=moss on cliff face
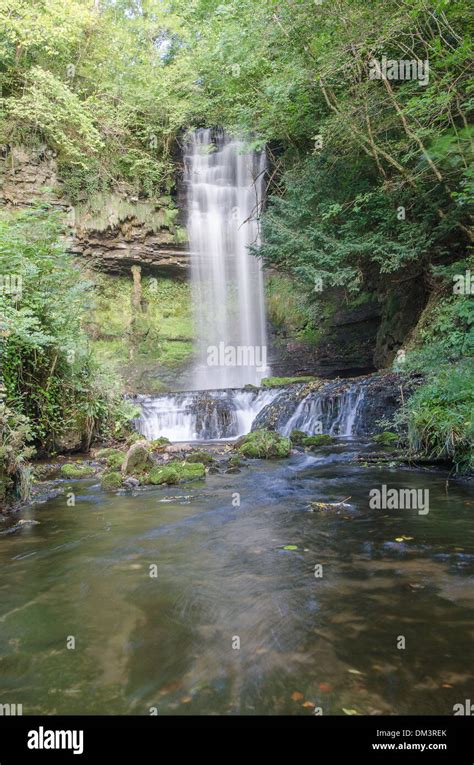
[86,272,194,394]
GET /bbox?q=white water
[185,128,269,389]
[281,386,366,437]
[134,389,279,442]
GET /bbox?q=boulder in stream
[235,430,291,459]
[122,440,151,474]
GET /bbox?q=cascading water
[280,385,366,437]
[185,128,269,389]
[133,389,279,442]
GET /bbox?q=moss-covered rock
[60,463,96,478]
[101,471,122,490]
[122,440,151,474]
[227,455,245,468]
[150,437,171,452]
[261,376,317,387]
[373,431,399,447]
[146,461,206,485]
[106,452,125,469]
[289,429,307,445]
[95,447,121,459]
[236,430,291,459]
[186,450,214,464]
[301,434,334,449]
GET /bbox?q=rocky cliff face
[0,145,190,276]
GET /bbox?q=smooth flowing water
[133,389,279,441]
[0,442,472,715]
[185,128,268,389]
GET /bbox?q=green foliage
[5,67,104,168]
[0,403,35,505]
[373,431,399,447]
[0,208,130,451]
[88,272,194,393]
[395,363,473,472]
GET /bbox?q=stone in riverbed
[121,440,151,474]
[60,463,96,478]
[235,430,291,459]
[186,450,214,464]
[301,435,334,449]
[101,471,122,491]
[146,461,206,485]
[289,429,308,445]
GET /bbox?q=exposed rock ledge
[0,144,191,276]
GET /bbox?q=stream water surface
[0,440,472,716]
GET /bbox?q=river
[0,439,472,715]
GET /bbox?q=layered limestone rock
[0,145,190,276]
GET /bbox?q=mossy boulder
[60,463,95,479]
[186,450,214,464]
[150,437,171,452]
[106,452,125,469]
[146,461,206,485]
[289,429,307,445]
[122,440,151,475]
[228,455,244,468]
[236,430,291,459]
[301,434,334,449]
[101,471,122,491]
[373,431,399,447]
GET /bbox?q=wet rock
[289,429,307,445]
[122,440,151,474]
[302,434,334,449]
[235,430,291,459]
[146,461,206,485]
[186,450,214,464]
[60,463,96,479]
[101,471,122,491]
[123,476,140,489]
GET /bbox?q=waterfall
[133,389,279,442]
[185,128,269,389]
[280,385,366,437]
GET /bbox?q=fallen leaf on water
[342,708,359,715]
[284,545,298,551]
[291,691,304,702]
[319,683,332,692]
[302,701,314,708]
[180,696,192,704]
[442,684,453,688]
[395,536,414,542]
[348,669,363,675]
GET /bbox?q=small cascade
[133,374,406,444]
[133,388,279,442]
[281,385,366,437]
